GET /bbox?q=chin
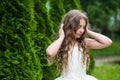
[76,36,81,38]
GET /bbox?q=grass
[91,64,120,80]
[91,40,120,56]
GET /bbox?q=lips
[78,33,82,36]
[76,34,82,38]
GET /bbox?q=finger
[60,23,64,29]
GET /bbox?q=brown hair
[57,10,90,73]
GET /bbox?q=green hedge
[0,0,42,79]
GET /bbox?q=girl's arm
[46,24,64,57]
[85,29,112,49]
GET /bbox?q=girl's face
[75,18,86,38]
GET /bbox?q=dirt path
[94,55,120,66]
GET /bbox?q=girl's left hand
[59,23,65,38]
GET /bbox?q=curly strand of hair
[80,40,90,67]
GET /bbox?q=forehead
[79,18,86,26]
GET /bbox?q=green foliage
[0,0,42,79]
[34,0,55,38]
[63,0,82,12]
[87,1,111,29]
[33,0,57,80]
[80,0,120,30]
[49,0,65,32]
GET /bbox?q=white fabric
[55,46,98,80]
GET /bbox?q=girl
[46,10,112,80]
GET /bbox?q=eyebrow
[79,25,86,28]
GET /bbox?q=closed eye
[78,25,82,28]
[79,25,85,29]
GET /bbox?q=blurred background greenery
[0,0,120,80]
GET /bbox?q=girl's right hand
[59,23,65,38]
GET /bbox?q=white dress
[55,46,98,80]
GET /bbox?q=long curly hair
[57,10,90,73]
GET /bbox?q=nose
[79,28,84,33]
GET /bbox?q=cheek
[76,29,79,34]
